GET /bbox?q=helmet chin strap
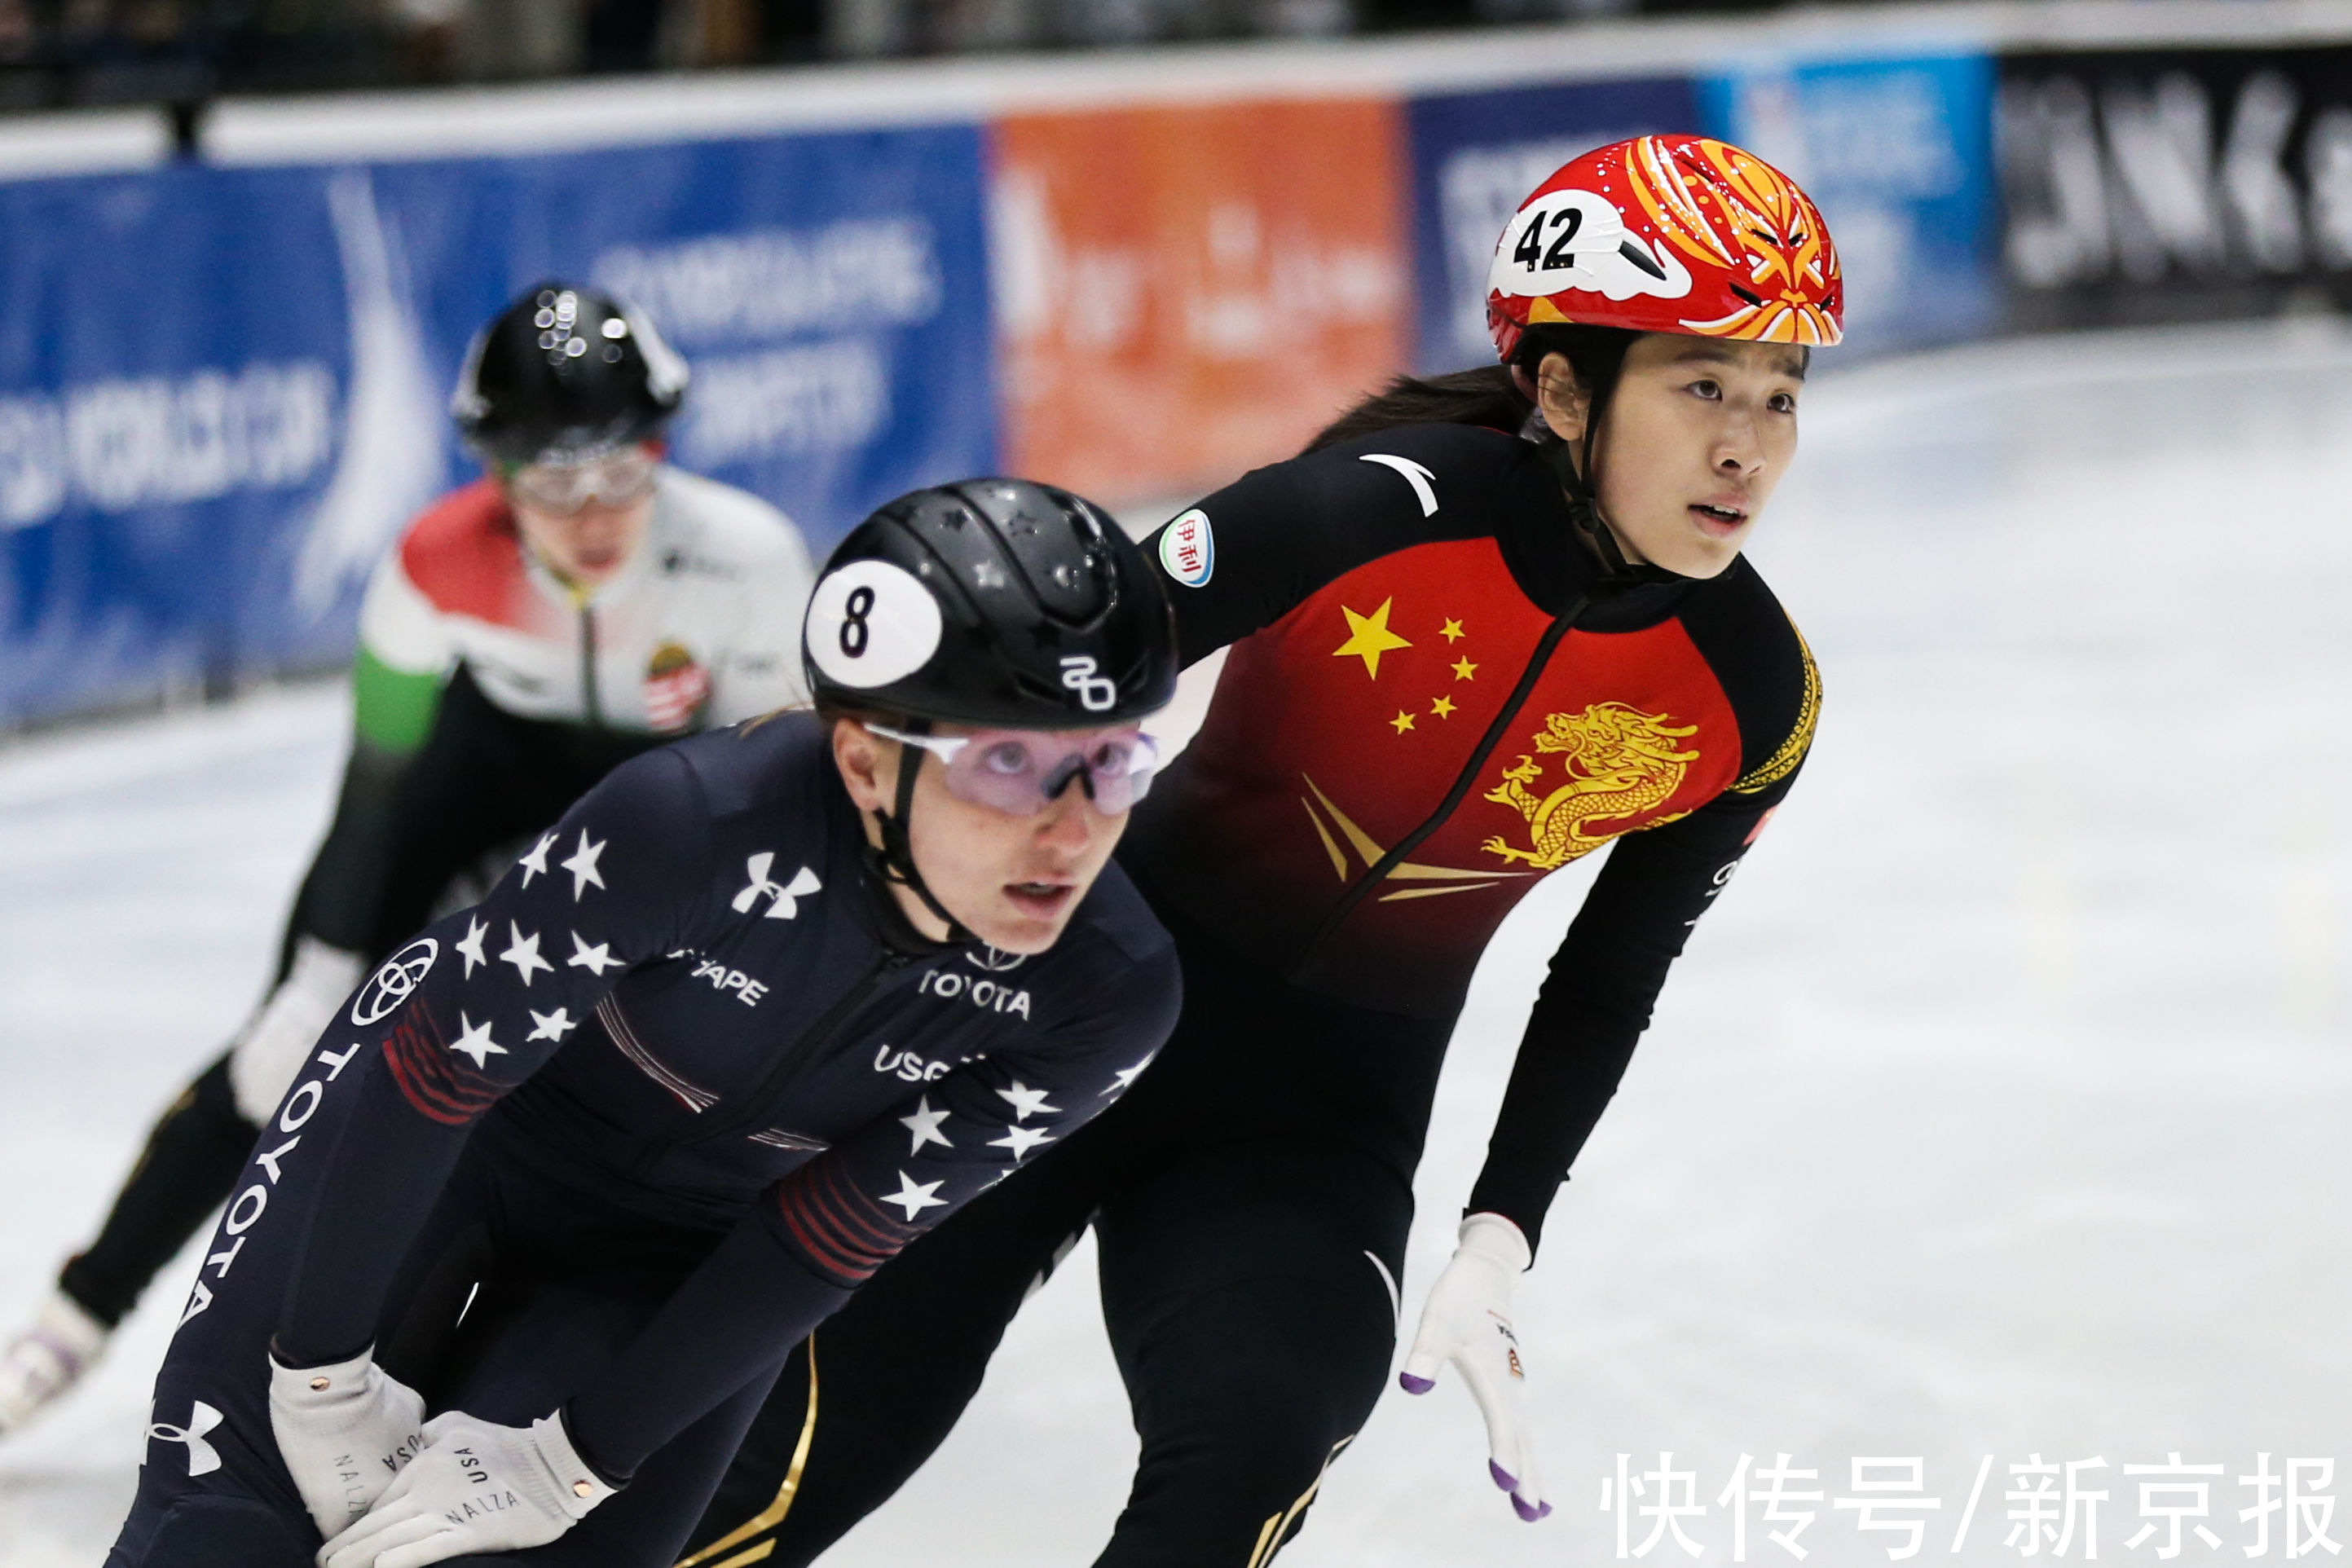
[866,720,976,946]
[1539,384,1682,585]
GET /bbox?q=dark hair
[1305,325,1641,454]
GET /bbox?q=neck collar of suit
[1495,435,1694,629]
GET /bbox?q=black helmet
[804,478,1178,729]
[452,281,689,465]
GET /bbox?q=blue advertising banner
[1406,77,1703,373]
[1699,51,1999,355]
[0,165,350,725]
[0,122,994,727]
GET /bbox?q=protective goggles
[507,447,659,514]
[865,723,1158,817]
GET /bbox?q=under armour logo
[733,852,821,919]
[147,1400,224,1476]
[1059,655,1117,713]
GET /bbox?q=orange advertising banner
[993,95,1409,508]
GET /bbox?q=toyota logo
[351,938,438,1025]
[966,945,1028,973]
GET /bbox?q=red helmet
[1486,134,1842,361]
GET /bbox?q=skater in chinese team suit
[104,479,1183,1567]
[0,282,818,1434]
[684,133,1839,1567]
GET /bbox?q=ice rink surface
[2,319,2350,1565]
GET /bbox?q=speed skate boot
[0,1289,108,1434]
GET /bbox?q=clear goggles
[508,446,660,515]
[865,723,1159,817]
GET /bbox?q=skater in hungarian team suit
[104,480,1183,1567]
[684,134,1840,1567]
[0,283,815,1432]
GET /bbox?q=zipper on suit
[580,602,603,728]
[1293,593,1590,971]
[648,951,912,1168]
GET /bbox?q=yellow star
[1430,696,1456,719]
[1440,619,1465,642]
[1390,710,1416,733]
[1332,598,1413,680]
[1452,656,1477,681]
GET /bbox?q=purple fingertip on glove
[1398,1372,1434,1394]
[1490,1460,1551,1521]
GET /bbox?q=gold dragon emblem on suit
[1480,702,1701,870]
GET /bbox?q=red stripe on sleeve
[774,1161,914,1286]
[383,1011,505,1126]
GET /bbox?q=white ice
[2,319,2349,1566]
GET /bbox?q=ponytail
[1303,365,1531,454]
[1302,325,1642,456]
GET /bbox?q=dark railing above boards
[0,0,1817,113]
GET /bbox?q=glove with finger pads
[1398,1212,1550,1522]
[266,1347,427,1542]
[319,1407,615,1568]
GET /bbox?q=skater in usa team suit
[0,283,817,1433]
[104,480,1183,1566]
[683,134,1839,1567]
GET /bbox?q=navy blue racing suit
[104,711,1181,1568]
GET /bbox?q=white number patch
[1488,187,1690,304]
[806,559,943,690]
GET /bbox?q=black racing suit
[685,421,1821,1567]
[104,713,1180,1568]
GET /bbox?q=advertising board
[993,97,1408,508]
[1997,46,2352,330]
[1702,51,2002,355]
[0,125,993,725]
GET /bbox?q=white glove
[267,1348,428,1541]
[230,940,364,1123]
[319,1407,615,1568]
[1398,1213,1550,1522]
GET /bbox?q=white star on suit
[499,923,552,986]
[454,916,489,978]
[448,1013,506,1070]
[561,831,606,900]
[518,833,556,888]
[1101,1055,1155,1097]
[881,1172,948,1222]
[996,1081,1061,1122]
[567,932,623,976]
[526,1007,578,1043]
[989,1125,1055,1162]
[899,1096,953,1155]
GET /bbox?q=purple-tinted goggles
[867,723,1159,817]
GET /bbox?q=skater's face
[830,720,1130,954]
[1535,334,1804,579]
[504,442,661,590]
